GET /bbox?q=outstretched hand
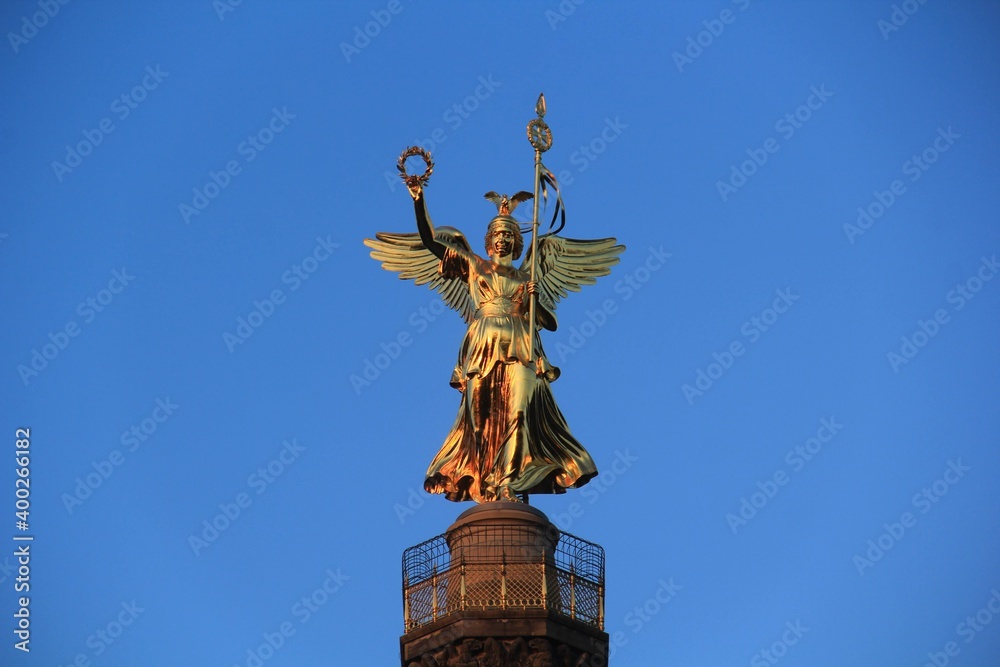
[405,176,423,201]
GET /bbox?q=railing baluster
[541,562,547,610]
[431,566,438,620]
[403,574,410,629]
[500,555,507,610]
[460,561,466,611]
[570,565,576,620]
[598,581,605,629]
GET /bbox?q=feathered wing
[509,191,534,210]
[520,235,625,310]
[483,191,503,209]
[364,227,476,323]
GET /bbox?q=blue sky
[2,1,999,665]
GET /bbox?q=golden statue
[365,96,624,503]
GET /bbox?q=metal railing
[402,523,604,631]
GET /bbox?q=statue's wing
[364,227,476,323]
[521,235,624,309]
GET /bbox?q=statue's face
[491,229,517,258]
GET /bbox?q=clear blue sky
[2,1,999,665]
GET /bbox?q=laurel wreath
[397,146,434,187]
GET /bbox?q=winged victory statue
[365,96,624,504]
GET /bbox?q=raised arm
[407,177,446,260]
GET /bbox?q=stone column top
[448,501,553,533]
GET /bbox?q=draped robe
[424,244,598,503]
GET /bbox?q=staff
[526,93,553,362]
